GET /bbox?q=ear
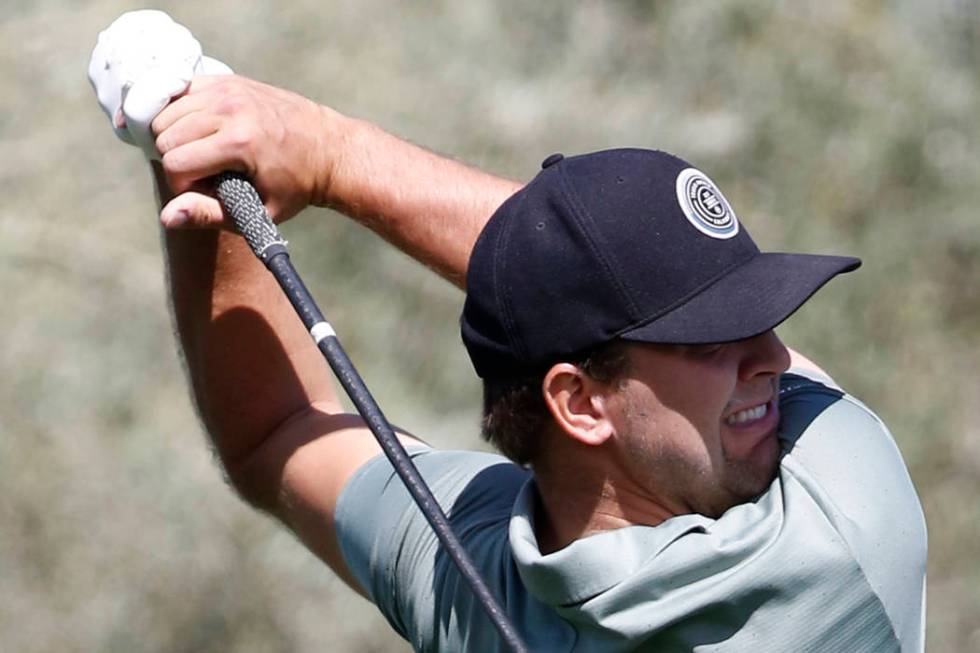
[542,363,615,447]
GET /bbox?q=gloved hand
[88,9,232,159]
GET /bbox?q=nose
[737,330,791,381]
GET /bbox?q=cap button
[541,153,564,169]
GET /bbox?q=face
[604,331,791,519]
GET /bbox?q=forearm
[155,162,338,475]
[321,112,523,288]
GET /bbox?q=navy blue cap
[461,148,860,379]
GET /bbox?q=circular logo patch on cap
[675,168,739,239]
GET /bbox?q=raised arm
[153,160,376,589]
[142,77,522,594]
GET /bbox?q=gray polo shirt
[336,369,927,651]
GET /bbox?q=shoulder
[778,368,906,469]
[340,447,527,511]
[335,447,527,592]
[336,448,530,646]
[777,368,847,447]
[778,367,911,491]
[775,368,928,649]
[777,365,926,566]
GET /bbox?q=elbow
[215,401,346,514]
[223,452,282,513]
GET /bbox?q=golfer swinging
[90,11,927,652]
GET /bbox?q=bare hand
[152,75,336,228]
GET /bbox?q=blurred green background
[2,1,978,650]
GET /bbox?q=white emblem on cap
[675,168,739,239]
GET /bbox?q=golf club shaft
[214,172,529,653]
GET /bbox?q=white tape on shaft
[310,321,335,343]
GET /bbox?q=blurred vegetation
[1,0,978,650]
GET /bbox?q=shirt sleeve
[334,446,529,649]
[778,368,928,651]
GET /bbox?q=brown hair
[480,340,630,466]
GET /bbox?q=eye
[686,343,725,357]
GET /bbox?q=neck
[532,464,677,554]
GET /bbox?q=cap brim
[620,252,861,344]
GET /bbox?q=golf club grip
[215,172,287,262]
[214,172,530,653]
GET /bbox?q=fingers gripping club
[214,173,530,653]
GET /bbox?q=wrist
[311,104,353,209]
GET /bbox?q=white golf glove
[88,10,232,160]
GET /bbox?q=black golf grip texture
[214,173,530,653]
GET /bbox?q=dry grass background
[1,1,978,651]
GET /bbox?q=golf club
[215,172,530,653]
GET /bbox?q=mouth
[720,388,783,483]
[724,401,771,426]
[721,396,780,450]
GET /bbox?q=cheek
[614,362,737,466]
[653,380,732,451]
[620,393,718,471]
[662,413,726,477]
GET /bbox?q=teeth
[725,403,768,426]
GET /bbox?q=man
[90,12,926,652]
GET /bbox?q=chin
[743,455,782,498]
[722,435,782,508]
